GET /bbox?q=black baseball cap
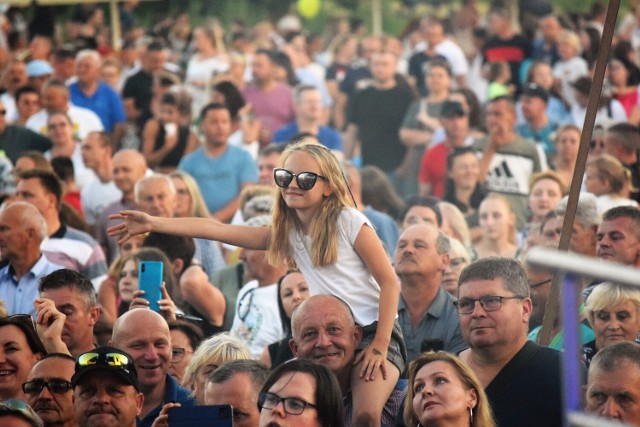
[440,100,466,118]
[522,83,549,103]
[72,347,139,391]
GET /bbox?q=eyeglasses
[258,392,317,415]
[77,351,133,374]
[171,347,193,363]
[274,168,327,191]
[23,379,73,395]
[453,295,525,314]
[529,279,552,289]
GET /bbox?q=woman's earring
[469,406,474,424]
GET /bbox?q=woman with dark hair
[608,57,640,117]
[443,147,485,227]
[142,92,199,173]
[271,50,299,87]
[0,315,46,401]
[260,271,310,368]
[168,320,204,384]
[360,165,406,221]
[258,359,344,427]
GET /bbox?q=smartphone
[168,404,233,427]
[138,261,163,312]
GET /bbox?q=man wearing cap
[27,59,53,94]
[516,83,558,160]
[72,347,143,427]
[110,309,194,427]
[417,100,475,198]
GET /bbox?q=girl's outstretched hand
[108,210,153,244]
[355,341,388,382]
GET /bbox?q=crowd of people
[0,0,640,426]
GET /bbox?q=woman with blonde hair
[585,153,638,214]
[405,351,495,427]
[473,193,517,259]
[169,170,211,218]
[182,332,253,404]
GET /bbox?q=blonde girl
[585,154,638,214]
[110,140,403,426]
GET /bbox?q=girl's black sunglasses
[273,168,327,191]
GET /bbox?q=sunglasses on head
[77,352,133,373]
[273,168,327,191]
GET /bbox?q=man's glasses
[258,392,317,415]
[453,295,525,314]
[77,352,133,373]
[274,168,327,191]
[23,379,72,395]
[171,347,193,363]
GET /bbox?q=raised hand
[107,210,154,244]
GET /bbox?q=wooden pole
[537,0,620,346]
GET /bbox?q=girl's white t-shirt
[288,208,381,326]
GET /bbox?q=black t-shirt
[347,83,415,171]
[483,35,533,92]
[0,125,52,163]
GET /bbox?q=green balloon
[297,0,320,19]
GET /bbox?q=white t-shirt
[0,93,17,123]
[230,280,284,358]
[80,179,121,226]
[553,57,588,106]
[288,208,381,326]
[435,39,469,79]
[26,105,104,141]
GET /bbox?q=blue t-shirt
[69,82,126,132]
[178,145,258,213]
[272,122,343,151]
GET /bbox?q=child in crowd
[109,140,404,426]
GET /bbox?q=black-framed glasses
[529,279,552,289]
[22,379,72,395]
[274,168,327,191]
[258,392,317,415]
[453,295,525,314]
[171,347,193,363]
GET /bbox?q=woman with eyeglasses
[404,351,495,427]
[0,315,46,401]
[168,320,204,384]
[258,359,344,427]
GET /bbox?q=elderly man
[203,360,270,427]
[135,174,225,277]
[16,169,108,282]
[0,202,62,316]
[457,257,563,427]
[69,49,126,137]
[96,149,148,262]
[23,353,77,427]
[555,193,600,257]
[39,269,99,358]
[110,309,194,427]
[290,294,406,427]
[72,347,143,427]
[586,341,640,426]
[395,223,466,362]
[26,79,104,140]
[596,206,640,267]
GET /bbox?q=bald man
[110,309,194,427]
[96,149,148,262]
[0,202,63,315]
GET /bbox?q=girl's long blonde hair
[268,141,355,268]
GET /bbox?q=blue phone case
[168,404,233,426]
[138,261,163,312]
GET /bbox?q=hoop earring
[469,406,474,424]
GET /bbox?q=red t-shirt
[418,143,449,198]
